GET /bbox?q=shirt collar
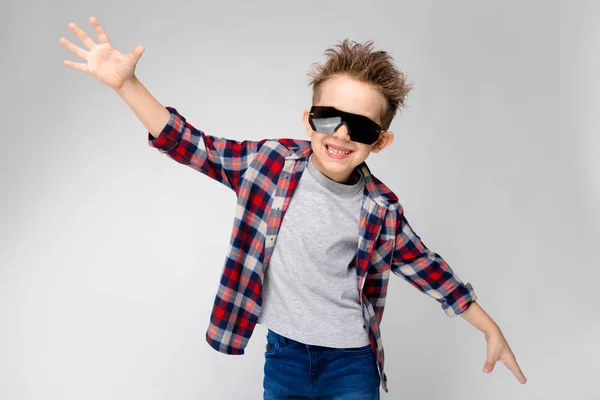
[280,139,399,208]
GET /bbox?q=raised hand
[59,16,144,91]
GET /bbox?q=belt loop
[273,330,286,345]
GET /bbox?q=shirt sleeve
[148,106,269,193]
[391,206,478,317]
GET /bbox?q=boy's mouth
[325,144,354,158]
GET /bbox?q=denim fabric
[263,329,380,399]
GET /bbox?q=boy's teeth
[327,145,351,155]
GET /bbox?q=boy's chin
[316,154,360,175]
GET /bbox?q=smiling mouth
[326,144,353,154]
[325,144,354,157]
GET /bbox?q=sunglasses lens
[353,122,380,145]
[311,116,342,135]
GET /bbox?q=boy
[59,16,527,398]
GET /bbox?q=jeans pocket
[265,336,279,358]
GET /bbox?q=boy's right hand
[59,16,144,91]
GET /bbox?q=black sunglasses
[308,106,383,145]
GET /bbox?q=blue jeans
[263,329,380,399]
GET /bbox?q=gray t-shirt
[256,153,370,348]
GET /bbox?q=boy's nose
[331,123,351,141]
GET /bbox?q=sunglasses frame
[308,106,383,145]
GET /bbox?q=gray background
[1,0,599,399]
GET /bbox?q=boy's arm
[390,206,478,317]
[117,77,267,192]
[391,210,527,383]
[459,300,500,337]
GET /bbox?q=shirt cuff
[441,282,478,317]
[147,106,184,153]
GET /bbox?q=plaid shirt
[147,106,478,393]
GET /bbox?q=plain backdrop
[1,0,599,399]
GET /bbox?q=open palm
[59,16,144,90]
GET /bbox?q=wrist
[484,324,502,339]
[116,76,140,95]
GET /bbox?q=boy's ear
[371,131,394,153]
[302,109,313,138]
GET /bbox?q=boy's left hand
[483,329,527,384]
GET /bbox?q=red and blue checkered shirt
[147,106,478,393]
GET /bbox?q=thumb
[131,45,144,62]
[483,358,495,373]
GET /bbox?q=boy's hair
[307,39,413,132]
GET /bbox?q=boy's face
[302,74,394,184]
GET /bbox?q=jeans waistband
[268,329,302,346]
[268,329,355,350]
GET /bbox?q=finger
[67,22,96,50]
[503,357,527,384]
[63,59,90,74]
[131,45,145,62]
[483,359,496,373]
[89,16,112,44]
[58,37,88,61]
[483,348,497,373]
